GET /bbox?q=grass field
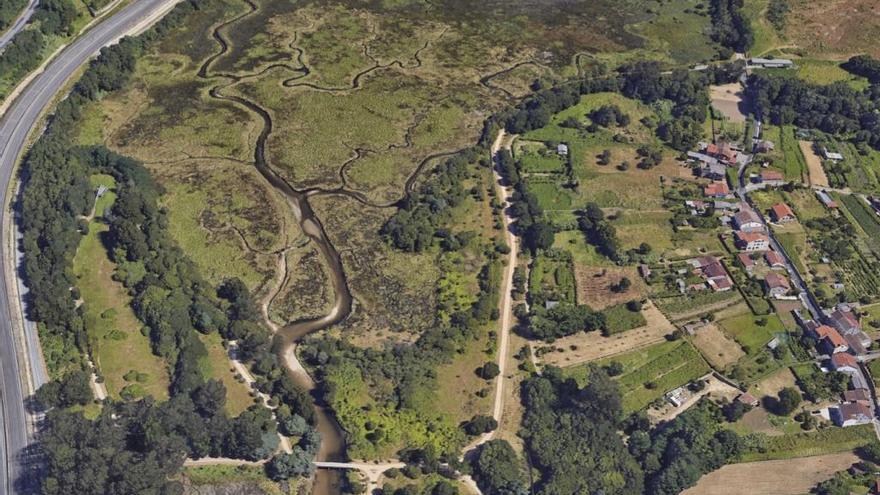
[718,313,785,355]
[737,424,877,463]
[603,303,648,334]
[184,464,290,495]
[73,176,170,401]
[691,323,746,369]
[197,332,255,416]
[568,340,710,412]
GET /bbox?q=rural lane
[0,0,182,493]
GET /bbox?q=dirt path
[799,140,830,188]
[683,452,859,495]
[462,130,517,460]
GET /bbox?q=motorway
[0,0,180,493]
[0,0,39,50]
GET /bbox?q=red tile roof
[844,389,871,402]
[771,203,795,221]
[738,253,755,267]
[704,182,730,196]
[764,272,790,290]
[818,325,848,349]
[831,352,858,369]
[761,170,784,181]
[736,232,769,244]
[764,251,785,266]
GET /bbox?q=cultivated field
[543,302,674,367]
[573,265,647,310]
[683,452,859,495]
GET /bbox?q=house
[829,309,861,335]
[758,169,785,185]
[823,147,844,161]
[749,57,794,69]
[704,181,730,198]
[738,253,756,272]
[815,190,838,209]
[639,264,651,279]
[830,352,859,374]
[706,142,738,165]
[692,256,734,292]
[770,203,796,223]
[686,200,710,215]
[816,325,849,354]
[764,272,790,297]
[844,388,871,404]
[708,276,734,292]
[764,250,785,268]
[846,333,868,356]
[754,140,775,153]
[557,143,569,156]
[735,231,770,252]
[832,402,873,427]
[736,392,759,407]
[733,209,764,232]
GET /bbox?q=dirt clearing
[691,323,745,369]
[683,452,859,495]
[543,301,674,367]
[710,83,748,123]
[799,141,830,188]
[574,265,646,310]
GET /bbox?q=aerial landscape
[3,0,880,494]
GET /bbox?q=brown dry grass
[683,452,859,495]
[799,141,830,188]
[543,301,674,367]
[573,265,646,310]
[750,367,798,399]
[691,323,746,369]
[785,0,880,58]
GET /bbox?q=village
[662,105,880,434]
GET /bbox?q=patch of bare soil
[799,141,830,188]
[683,452,859,495]
[710,83,748,123]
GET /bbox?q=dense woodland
[20,1,321,492]
[0,0,79,98]
[747,65,880,150]
[708,0,754,54]
[0,0,27,31]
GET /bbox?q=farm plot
[691,323,745,369]
[529,251,577,307]
[799,141,830,188]
[573,264,646,310]
[710,83,748,123]
[543,301,674,368]
[609,340,710,412]
[683,452,860,495]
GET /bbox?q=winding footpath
[0,1,183,493]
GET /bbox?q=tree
[431,481,458,495]
[266,448,315,480]
[471,440,528,495]
[464,415,498,435]
[776,387,802,416]
[524,222,555,253]
[480,362,500,380]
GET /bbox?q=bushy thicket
[709,0,754,53]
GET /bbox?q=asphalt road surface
[0,1,179,492]
[0,0,39,50]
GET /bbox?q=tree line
[0,0,80,99]
[20,1,321,492]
